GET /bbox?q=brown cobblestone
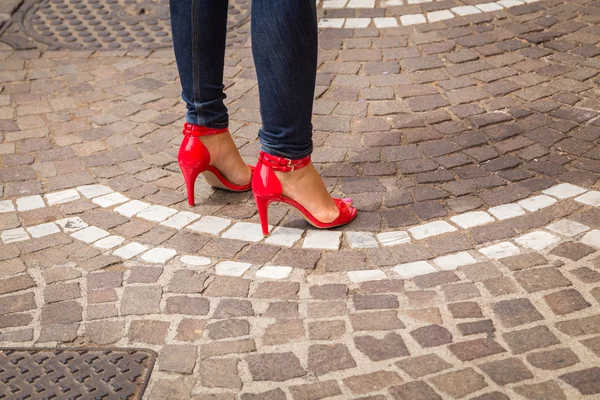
[430,368,487,398]
[354,333,410,361]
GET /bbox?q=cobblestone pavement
[3,0,600,398]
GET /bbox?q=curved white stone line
[3,202,596,284]
[318,0,542,28]
[1,183,596,253]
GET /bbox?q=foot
[275,161,353,224]
[198,131,252,187]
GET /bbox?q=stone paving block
[121,286,162,315]
[252,282,300,300]
[395,354,452,379]
[353,294,399,310]
[247,353,306,382]
[350,311,405,331]
[354,332,410,361]
[263,319,305,345]
[493,298,544,328]
[41,301,82,325]
[513,381,566,400]
[129,320,170,345]
[38,324,79,343]
[560,367,600,395]
[200,359,242,389]
[430,368,488,398]
[544,288,591,315]
[500,252,547,270]
[527,348,579,371]
[479,358,534,385]
[158,345,197,374]
[262,302,299,319]
[514,267,571,293]
[502,325,560,354]
[389,381,442,400]
[343,371,403,395]
[448,338,506,361]
[213,300,254,319]
[410,325,453,347]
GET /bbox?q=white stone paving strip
[56,217,88,232]
[265,227,304,247]
[450,211,495,229]
[302,230,342,250]
[427,10,454,22]
[376,231,411,247]
[543,183,587,199]
[546,220,590,237]
[393,261,437,278]
[433,251,477,270]
[141,248,178,264]
[318,18,345,28]
[346,231,379,249]
[317,0,543,29]
[4,178,599,283]
[16,195,45,211]
[582,230,600,248]
[215,261,253,277]
[344,18,371,28]
[0,200,15,213]
[476,2,504,11]
[488,203,525,220]
[374,17,399,28]
[256,266,293,280]
[575,191,600,207]
[112,242,149,260]
[161,211,201,229]
[514,231,561,251]
[136,205,178,222]
[479,242,520,259]
[517,195,557,212]
[409,221,457,240]
[451,5,482,15]
[92,192,130,208]
[188,216,231,235]
[93,236,126,250]
[114,200,151,218]
[400,14,427,25]
[45,189,80,206]
[222,222,267,242]
[26,222,60,238]
[76,184,113,199]
[180,255,212,266]
[71,226,110,243]
[1,228,29,244]
[347,270,387,283]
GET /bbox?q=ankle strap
[183,122,228,137]
[259,152,311,172]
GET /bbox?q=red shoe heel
[252,151,357,234]
[178,123,253,206]
[180,164,202,207]
[254,194,272,235]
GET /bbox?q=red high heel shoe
[252,151,357,235]
[178,122,253,206]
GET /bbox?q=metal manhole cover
[10,0,250,50]
[0,348,156,400]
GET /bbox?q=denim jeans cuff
[260,145,313,160]
[185,115,229,129]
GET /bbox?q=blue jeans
[170,0,317,159]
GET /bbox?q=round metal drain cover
[20,0,250,50]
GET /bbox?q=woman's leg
[170,0,250,186]
[252,0,349,222]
